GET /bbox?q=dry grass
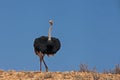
[0,70,120,80]
[0,64,119,80]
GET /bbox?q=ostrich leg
[37,52,48,72]
[43,58,48,72]
[37,52,43,71]
[39,56,42,71]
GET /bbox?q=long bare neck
[48,20,53,41]
[48,25,52,41]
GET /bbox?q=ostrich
[33,20,61,72]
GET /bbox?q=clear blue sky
[0,0,120,72]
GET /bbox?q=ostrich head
[48,20,53,41]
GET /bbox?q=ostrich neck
[48,25,52,41]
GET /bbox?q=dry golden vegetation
[0,64,119,80]
[0,70,120,80]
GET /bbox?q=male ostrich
[34,20,61,72]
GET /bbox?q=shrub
[113,64,120,74]
[79,64,89,72]
[103,64,120,74]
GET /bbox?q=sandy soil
[0,70,120,80]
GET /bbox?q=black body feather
[34,36,61,55]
